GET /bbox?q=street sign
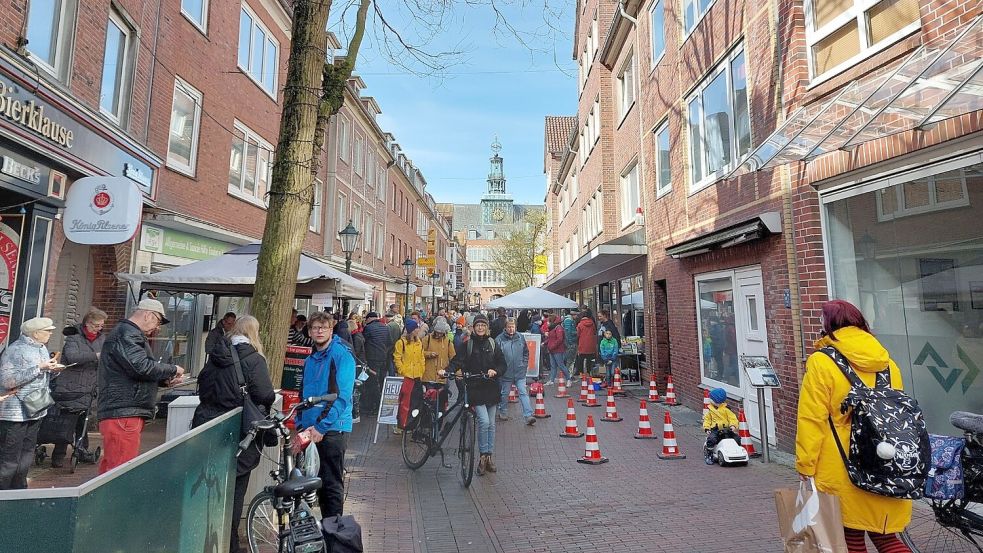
[742,355,780,388]
[417,256,435,267]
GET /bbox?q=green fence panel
[0,409,240,553]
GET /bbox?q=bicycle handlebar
[236,393,338,456]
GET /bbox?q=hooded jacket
[702,403,738,431]
[576,318,598,355]
[545,325,566,353]
[393,337,425,379]
[562,315,578,347]
[52,325,105,412]
[495,330,529,381]
[796,326,912,533]
[422,334,455,382]
[598,337,620,361]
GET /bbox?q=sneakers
[477,454,488,476]
[485,455,497,473]
[544,380,555,386]
[526,416,536,426]
[497,413,509,422]
[393,427,403,435]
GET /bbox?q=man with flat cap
[98,298,184,473]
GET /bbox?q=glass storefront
[824,158,983,433]
[618,274,645,338]
[697,278,739,388]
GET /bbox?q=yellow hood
[814,326,890,374]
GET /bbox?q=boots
[477,454,488,476]
[485,454,497,473]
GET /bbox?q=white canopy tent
[117,243,373,298]
[485,286,578,310]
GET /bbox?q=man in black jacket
[97,298,183,474]
[361,312,391,414]
[489,307,507,339]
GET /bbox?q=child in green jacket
[598,330,620,387]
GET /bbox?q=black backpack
[822,347,930,499]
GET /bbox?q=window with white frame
[687,45,750,191]
[364,214,373,252]
[167,78,203,175]
[228,120,273,204]
[99,10,135,123]
[650,0,665,65]
[354,138,363,175]
[617,54,636,119]
[237,5,278,96]
[590,10,599,59]
[376,222,384,258]
[309,179,322,232]
[338,117,349,161]
[806,0,920,79]
[655,122,672,196]
[683,0,715,35]
[377,169,386,201]
[876,169,970,221]
[366,151,375,185]
[181,0,208,32]
[337,192,347,233]
[620,162,640,227]
[26,0,77,80]
[352,203,362,238]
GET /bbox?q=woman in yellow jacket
[393,319,425,379]
[796,300,912,553]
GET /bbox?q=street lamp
[401,257,414,315]
[338,220,360,275]
[430,271,440,319]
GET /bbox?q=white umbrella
[485,286,578,309]
[118,243,373,298]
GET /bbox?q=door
[735,267,776,445]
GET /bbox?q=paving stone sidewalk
[344,386,796,552]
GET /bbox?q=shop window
[687,45,750,191]
[99,10,135,124]
[181,0,208,33]
[167,78,203,176]
[876,170,970,221]
[655,122,672,196]
[824,160,983,434]
[309,179,322,232]
[697,277,740,388]
[237,4,279,97]
[806,0,920,80]
[228,120,273,206]
[620,162,640,228]
[650,0,665,66]
[25,0,77,80]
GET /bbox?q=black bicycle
[400,374,481,487]
[242,393,337,553]
[901,411,983,553]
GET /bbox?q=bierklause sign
[63,177,143,245]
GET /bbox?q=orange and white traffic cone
[648,378,662,403]
[584,380,600,407]
[533,391,551,418]
[601,388,622,422]
[657,411,686,460]
[559,398,583,438]
[634,401,656,439]
[611,368,626,396]
[576,415,609,465]
[702,388,711,419]
[555,376,569,398]
[738,407,760,457]
[664,375,679,406]
[508,384,518,404]
[578,375,589,403]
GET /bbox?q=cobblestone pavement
[344,387,797,553]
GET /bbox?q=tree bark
[254,1,333,387]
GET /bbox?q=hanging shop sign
[63,177,143,245]
[140,225,231,261]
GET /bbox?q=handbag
[230,345,268,442]
[774,478,849,553]
[17,372,54,418]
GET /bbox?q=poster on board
[522,332,541,379]
[373,376,404,444]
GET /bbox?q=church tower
[481,137,514,225]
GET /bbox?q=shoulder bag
[17,372,54,418]
[230,345,268,441]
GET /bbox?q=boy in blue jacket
[598,329,620,387]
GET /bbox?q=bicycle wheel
[401,408,432,470]
[900,497,983,553]
[245,491,280,553]
[459,409,476,488]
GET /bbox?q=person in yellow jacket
[393,319,425,379]
[702,388,739,464]
[796,300,912,553]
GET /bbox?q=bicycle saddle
[950,411,983,434]
[273,476,322,498]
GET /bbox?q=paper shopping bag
[775,479,849,553]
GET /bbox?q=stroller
[35,387,101,473]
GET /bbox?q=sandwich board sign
[374,376,404,443]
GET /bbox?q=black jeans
[315,431,348,519]
[0,419,42,489]
[230,472,251,553]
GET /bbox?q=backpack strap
[229,343,248,397]
[819,347,866,389]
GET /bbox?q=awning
[666,212,781,259]
[486,286,579,309]
[544,230,647,291]
[731,15,983,179]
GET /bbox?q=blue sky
[339,2,577,205]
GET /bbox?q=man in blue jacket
[495,318,534,425]
[296,311,356,518]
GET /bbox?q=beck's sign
[63,177,142,245]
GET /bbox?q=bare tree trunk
[254,1,332,387]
